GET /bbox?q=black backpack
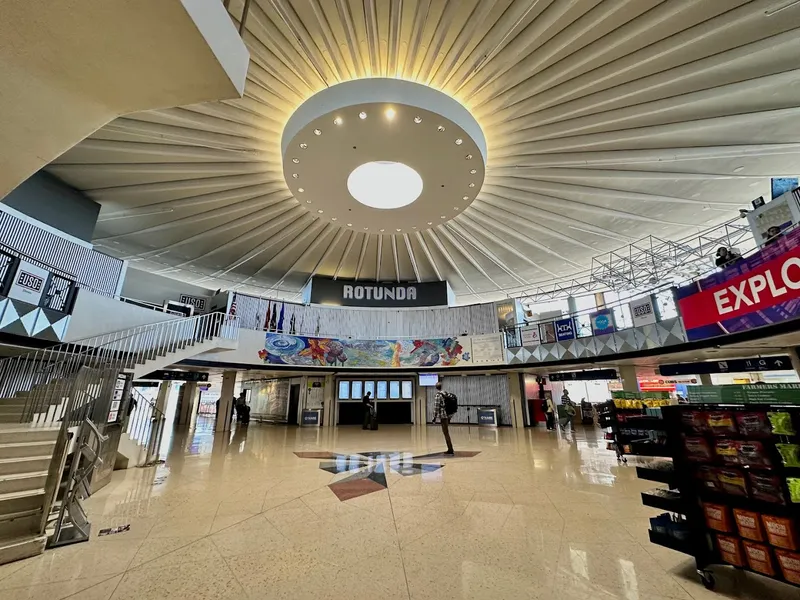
[443,391,458,414]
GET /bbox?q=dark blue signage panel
[477,408,498,427]
[301,409,320,426]
[590,309,615,335]
[555,318,576,342]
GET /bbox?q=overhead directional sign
[141,370,209,382]
[659,356,792,376]
[548,369,618,382]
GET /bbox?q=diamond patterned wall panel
[0,297,70,342]
[593,334,617,357]
[614,329,639,354]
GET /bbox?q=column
[507,373,525,428]
[154,381,170,414]
[215,370,238,432]
[619,365,639,393]
[699,373,713,386]
[594,292,606,309]
[177,382,197,427]
[322,375,334,427]
[567,296,578,315]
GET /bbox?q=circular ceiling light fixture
[414,116,422,123]
[359,111,367,120]
[333,116,343,125]
[299,143,308,149]
[292,158,300,163]
[437,125,445,132]
[313,129,322,135]
[455,138,463,145]
[347,161,423,209]
[385,107,396,120]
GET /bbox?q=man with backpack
[433,381,456,455]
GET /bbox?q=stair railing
[124,387,168,465]
[0,312,240,425]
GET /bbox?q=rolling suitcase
[369,406,378,430]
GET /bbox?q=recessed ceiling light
[317,210,324,214]
[396,228,401,232]
[292,173,299,178]
[470,169,477,174]
[462,195,469,200]
[306,200,312,204]
[385,108,396,120]
[414,116,422,124]
[465,154,472,160]
[298,188,304,193]
[299,143,308,149]
[469,183,475,188]
[334,116,343,125]
[347,161,423,209]
[359,111,367,120]
[427,222,433,225]
[313,129,322,135]
[437,125,445,132]
[440,215,446,219]
[453,207,459,211]
[455,138,463,145]
[412,226,417,229]
[364,227,369,231]
[379,229,385,232]
[292,158,300,164]
[331,217,337,221]
[347,223,352,227]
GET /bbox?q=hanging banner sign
[677,227,800,341]
[630,296,657,327]
[548,369,618,382]
[520,326,540,346]
[7,260,48,305]
[555,318,576,342]
[178,294,208,312]
[590,309,615,335]
[306,276,450,308]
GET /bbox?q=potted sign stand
[301,408,322,427]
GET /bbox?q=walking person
[433,382,456,455]
[362,391,373,430]
[545,396,555,431]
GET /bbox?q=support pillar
[177,382,197,428]
[215,370,238,432]
[322,375,334,427]
[619,365,639,393]
[507,373,525,428]
[154,381,170,414]
[699,373,713,386]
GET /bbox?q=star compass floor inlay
[294,450,480,501]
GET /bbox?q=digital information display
[419,373,439,387]
[338,380,350,400]
[351,381,363,399]
[389,380,400,399]
[401,380,413,399]
[377,381,388,399]
[364,381,375,398]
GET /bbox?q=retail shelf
[648,529,694,556]
[621,416,666,430]
[699,490,798,518]
[628,442,672,457]
[636,461,677,485]
[642,488,684,513]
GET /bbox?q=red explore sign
[679,245,800,330]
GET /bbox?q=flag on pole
[270,304,278,331]
[264,301,271,331]
[228,292,238,319]
[289,313,296,335]
[277,303,285,332]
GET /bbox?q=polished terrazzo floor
[2,419,799,600]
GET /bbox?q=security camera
[739,209,749,218]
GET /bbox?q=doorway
[287,384,301,425]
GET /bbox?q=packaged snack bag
[684,436,713,461]
[733,509,764,541]
[703,503,732,532]
[789,478,800,504]
[775,549,800,585]
[736,441,772,468]
[748,472,786,505]
[735,412,771,438]
[681,411,709,433]
[717,534,744,567]
[777,444,800,468]
[714,440,739,465]
[768,411,795,435]
[717,469,748,497]
[707,411,737,435]
[743,541,776,576]
[762,515,799,550]
[695,466,721,493]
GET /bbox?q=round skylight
[347,161,423,209]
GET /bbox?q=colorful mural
[258,334,470,368]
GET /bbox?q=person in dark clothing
[715,247,740,268]
[765,226,783,246]
[362,391,373,430]
[433,382,455,455]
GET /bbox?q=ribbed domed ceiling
[48,0,800,303]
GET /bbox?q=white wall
[120,267,215,309]
[195,328,264,365]
[66,289,178,341]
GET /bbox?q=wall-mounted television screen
[351,381,363,399]
[377,381,388,399]
[389,380,400,399]
[401,380,413,399]
[419,373,439,387]
[338,380,350,400]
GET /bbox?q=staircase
[0,312,240,565]
[117,388,167,469]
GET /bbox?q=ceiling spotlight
[440,215,446,219]
[453,207,459,211]
[317,210,324,214]
[455,138,463,145]
[427,222,433,225]
[470,169,477,174]
[299,143,308,149]
[334,116,343,125]
[347,223,353,227]
[292,158,300,164]
[385,107,396,120]
[313,129,322,135]
[298,188,304,193]
[379,229,385,232]
[462,195,469,201]
[359,111,367,120]
[469,183,475,188]
[465,154,473,160]
[292,173,299,179]
[364,227,369,231]
[437,125,445,132]
[306,200,312,204]
[331,217,337,221]
[414,116,422,124]
[412,226,417,230]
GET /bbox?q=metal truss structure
[511,217,755,304]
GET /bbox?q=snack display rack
[638,403,800,591]
[598,397,671,463]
